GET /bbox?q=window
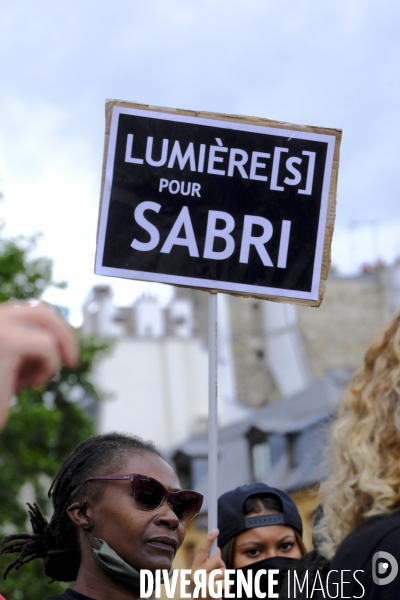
[287,433,299,469]
[173,452,192,489]
[247,428,272,484]
[252,441,272,483]
[173,452,208,490]
[191,457,208,489]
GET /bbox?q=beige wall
[176,288,280,407]
[291,487,319,551]
[178,269,392,406]
[297,271,387,380]
[228,295,280,407]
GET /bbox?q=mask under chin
[91,537,173,592]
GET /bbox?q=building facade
[82,261,400,597]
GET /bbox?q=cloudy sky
[0,1,399,324]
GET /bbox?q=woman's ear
[67,502,93,530]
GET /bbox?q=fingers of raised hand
[192,530,220,569]
[1,301,78,368]
[15,330,61,389]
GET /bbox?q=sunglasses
[71,473,203,522]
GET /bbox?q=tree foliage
[0,231,110,599]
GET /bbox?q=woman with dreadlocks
[0,432,205,600]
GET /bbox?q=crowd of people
[0,300,399,599]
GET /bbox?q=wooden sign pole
[208,292,218,556]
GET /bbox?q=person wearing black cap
[191,483,305,599]
[217,483,305,568]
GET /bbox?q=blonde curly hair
[316,312,400,559]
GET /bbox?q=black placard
[96,106,336,301]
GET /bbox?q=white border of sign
[95,106,336,301]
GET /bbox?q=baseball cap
[217,483,303,548]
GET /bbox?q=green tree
[0,232,110,599]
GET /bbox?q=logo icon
[372,551,398,585]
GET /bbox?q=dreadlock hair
[0,432,163,582]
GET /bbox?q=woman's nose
[154,499,180,529]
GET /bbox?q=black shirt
[46,590,95,600]
[329,511,400,599]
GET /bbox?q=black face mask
[233,556,300,599]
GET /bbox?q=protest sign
[95,101,341,306]
[95,100,342,556]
